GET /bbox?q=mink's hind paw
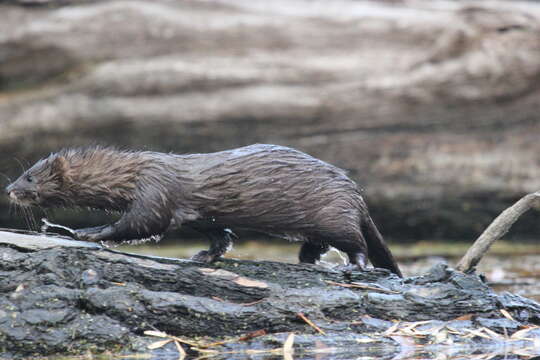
[191,250,218,263]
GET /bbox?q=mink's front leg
[74,195,173,243]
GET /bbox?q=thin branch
[456,191,540,273]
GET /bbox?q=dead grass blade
[144,330,199,347]
[147,339,173,350]
[463,328,491,339]
[511,326,540,340]
[383,321,401,336]
[174,340,187,360]
[203,329,267,347]
[500,309,515,321]
[283,332,295,360]
[325,280,399,294]
[481,327,504,340]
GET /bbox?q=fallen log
[0,230,539,358]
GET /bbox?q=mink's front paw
[74,230,98,242]
[74,226,107,242]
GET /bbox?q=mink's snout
[5,183,14,197]
[5,183,37,204]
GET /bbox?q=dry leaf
[433,329,448,344]
[445,326,462,335]
[356,338,376,343]
[144,330,170,338]
[383,321,400,336]
[398,327,418,336]
[147,339,173,350]
[464,328,491,339]
[392,335,419,346]
[233,277,269,289]
[510,326,538,340]
[482,327,504,339]
[283,333,295,355]
[403,320,432,330]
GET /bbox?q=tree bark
[1,230,540,358]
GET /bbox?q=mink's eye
[26,175,34,183]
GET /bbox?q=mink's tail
[362,215,403,278]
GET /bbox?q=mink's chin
[8,190,39,206]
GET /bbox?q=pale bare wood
[456,191,540,273]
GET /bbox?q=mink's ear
[50,155,68,177]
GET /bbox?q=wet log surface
[1,230,540,358]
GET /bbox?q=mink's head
[6,147,142,210]
[6,154,69,207]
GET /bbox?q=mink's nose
[5,184,13,195]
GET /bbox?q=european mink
[6,144,402,277]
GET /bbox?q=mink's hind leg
[325,232,369,271]
[191,228,237,263]
[298,241,330,264]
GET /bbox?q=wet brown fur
[6,144,402,277]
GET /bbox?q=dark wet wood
[1,230,539,358]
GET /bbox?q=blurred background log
[1,0,540,242]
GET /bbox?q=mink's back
[170,144,366,234]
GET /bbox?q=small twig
[239,299,264,306]
[237,329,267,341]
[144,330,199,347]
[297,313,326,335]
[325,280,399,294]
[40,218,76,235]
[174,339,187,359]
[456,191,540,273]
[202,330,267,347]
